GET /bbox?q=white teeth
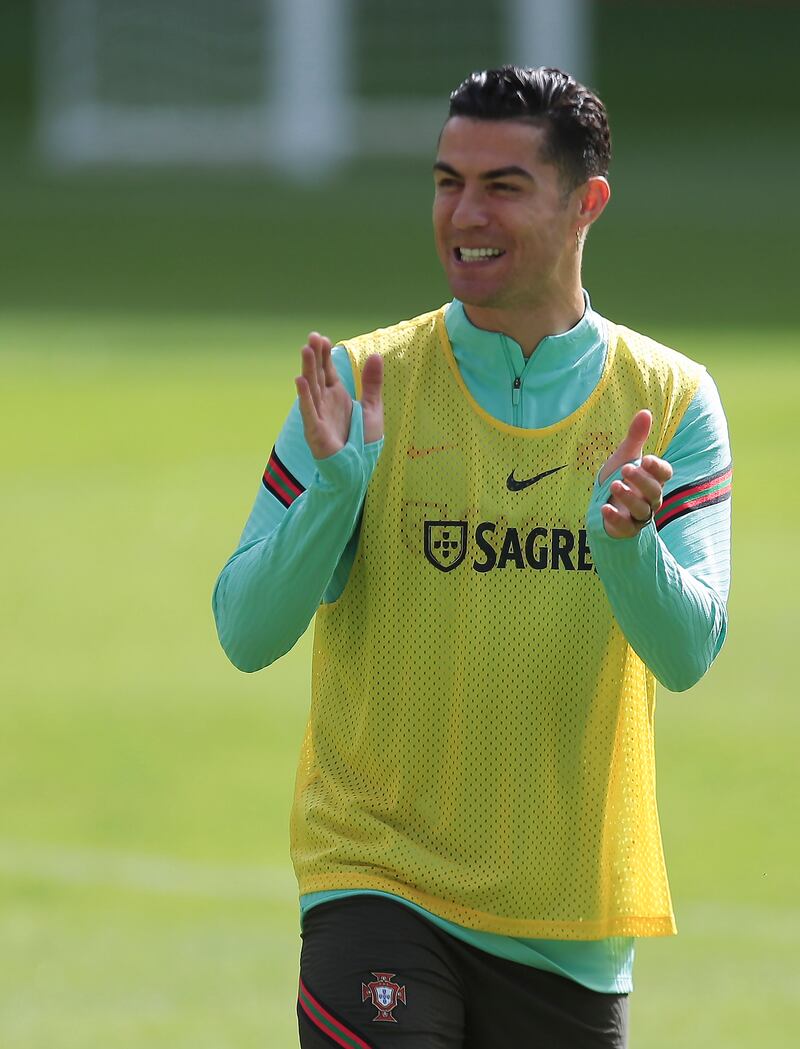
[458,247,503,262]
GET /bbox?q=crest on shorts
[424,520,467,571]
[361,971,407,1022]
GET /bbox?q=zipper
[502,334,524,426]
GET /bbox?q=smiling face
[433,116,583,312]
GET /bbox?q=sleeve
[585,371,732,692]
[212,345,383,673]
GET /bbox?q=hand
[598,409,673,539]
[295,332,384,459]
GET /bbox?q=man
[213,67,731,1049]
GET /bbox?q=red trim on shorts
[298,978,374,1049]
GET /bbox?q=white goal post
[36,0,591,174]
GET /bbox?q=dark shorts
[297,896,629,1049]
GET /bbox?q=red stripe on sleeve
[262,470,294,507]
[269,453,303,497]
[656,485,731,530]
[659,466,732,514]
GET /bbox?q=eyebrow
[433,162,534,182]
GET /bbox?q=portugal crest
[424,520,467,572]
[361,972,407,1022]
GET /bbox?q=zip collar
[444,291,605,384]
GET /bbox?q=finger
[601,502,637,539]
[301,344,323,414]
[321,339,338,387]
[300,345,320,411]
[610,479,653,523]
[294,375,319,433]
[610,478,651,518]
[315,342,326,395]
[360,354,384,408]
[620,463,663,508]
[620,409,652,462]
[307,332,329,394]
[641,455,673,486]
[598,409,652,484]
[307,331,330,355]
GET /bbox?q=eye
[435,177,460,190]
[490,182,520,193]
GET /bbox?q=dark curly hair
[447,66,611,191]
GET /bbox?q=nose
[451,187,489,230]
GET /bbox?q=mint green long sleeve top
[213,295,732,993]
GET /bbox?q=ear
[576,176,611,231]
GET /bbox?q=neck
[462,280,586,358]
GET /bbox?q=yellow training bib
[291,307,703,939]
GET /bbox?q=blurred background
[1,2,797,1046]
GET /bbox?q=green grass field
[1,310,797,1047]
[2,2,799,1041]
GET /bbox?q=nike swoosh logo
[407,444,457,459]
[507,465,567,491]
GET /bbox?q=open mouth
[454,247,506,264]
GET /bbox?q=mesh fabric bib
[291,308,703,939]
